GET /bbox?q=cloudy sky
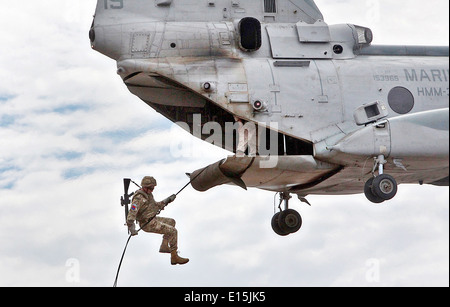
[0,0,448,287]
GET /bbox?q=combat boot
[159,239,171,254]
[171,250,189,265]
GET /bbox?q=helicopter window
[388,86,414,114]
[264,0,277,13]
[238,17,262,52]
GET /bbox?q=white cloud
[318,0,449,45]
[0,0,448,287]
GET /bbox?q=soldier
[126,176,189,265]
[234,116,257,157]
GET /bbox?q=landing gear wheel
[372,174,397,201]
[271,212,289,236]
[278,209,302,234]
[364,177,385,204]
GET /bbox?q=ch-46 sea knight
[90,0,449,236]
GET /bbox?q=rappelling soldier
[126,176,189,265]
[234,116,257,157]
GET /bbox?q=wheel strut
[372,155,387,176]
[280,192,292,210]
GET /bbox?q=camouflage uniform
[127,189,178,252]
[126,176,189,265]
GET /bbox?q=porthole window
[388,86,414,114]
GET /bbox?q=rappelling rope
[113,233,132,287]
[112,210,160,287]
[113,167,207,287]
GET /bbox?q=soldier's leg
[158,217,176,253]
[142,217,178,251]
[141,217,188,265]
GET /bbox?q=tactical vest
[132,189,158,223]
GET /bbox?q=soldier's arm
[156,194,176,209]
[126,194,145,226]
[155,200,165,209]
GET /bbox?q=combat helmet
[141,176,157,188]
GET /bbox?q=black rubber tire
[278,209,302,234]
[372,174,398,201]
[271,212,289,236]
[364,177,385,204]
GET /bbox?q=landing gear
[364,177,384,203]
[271,212,288,236]
[364,155,398,203]
[271,193,303,236]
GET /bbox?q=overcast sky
[0,0,448,287]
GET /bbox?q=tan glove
[163,194,176,205]
[127,223,138,236]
